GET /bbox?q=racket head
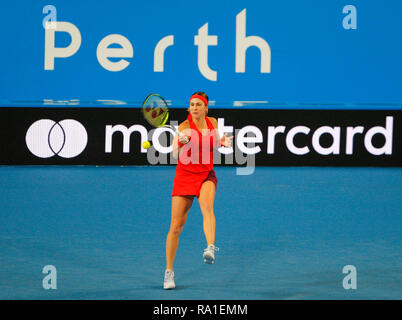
[142,94,170,128]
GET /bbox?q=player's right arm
[172,120,191,159]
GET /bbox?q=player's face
[189,98,207,118]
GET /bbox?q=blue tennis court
[1,0,401,301]
[1,166,400,299]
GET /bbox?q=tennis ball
[142,141,151,149]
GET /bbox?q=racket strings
[143,95,169,127]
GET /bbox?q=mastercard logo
[25,119,88,158]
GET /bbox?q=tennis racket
[141,94,186,148]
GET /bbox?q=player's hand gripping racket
[141,94,188,149]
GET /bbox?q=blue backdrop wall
[0,0,401,104]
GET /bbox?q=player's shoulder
[207,116,218,127]
[179,119,190,130]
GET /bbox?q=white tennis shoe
[203,244,219,264]
[163,269,176,290]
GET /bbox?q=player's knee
[199,202,213,215]
[170,223,185,235]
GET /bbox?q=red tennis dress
[172,114,218,197]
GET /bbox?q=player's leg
[198,180,216,245]
[165,195,194,271]
[198,181,219,263]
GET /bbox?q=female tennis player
[163,91,233,289]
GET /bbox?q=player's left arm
[208,117,233,148]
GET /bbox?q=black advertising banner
[0,107,400,166]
